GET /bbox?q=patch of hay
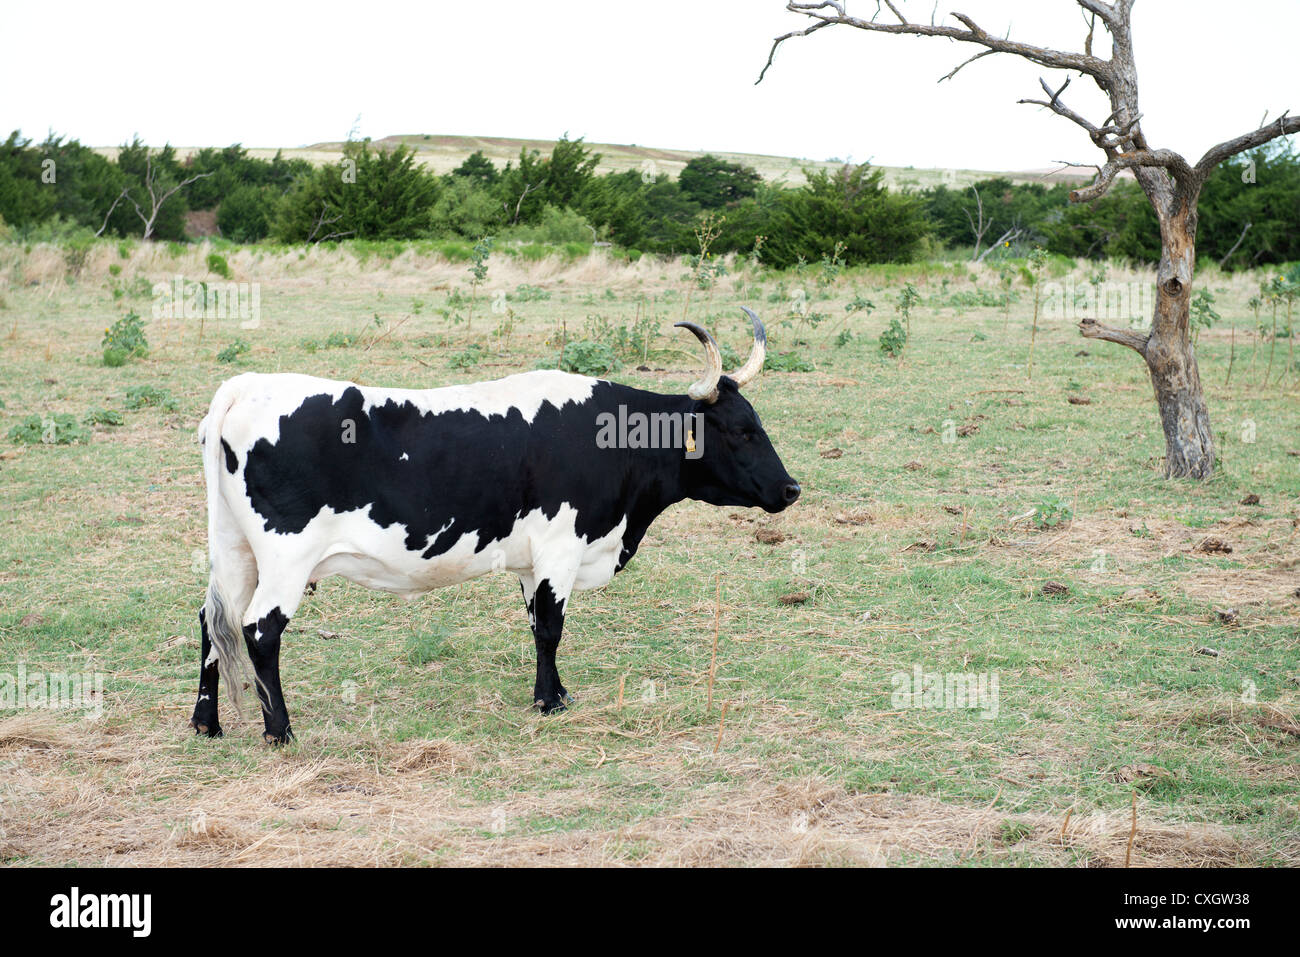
[0,713,90,752]
[392,739,471,773]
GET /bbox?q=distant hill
[97,133,1090,191]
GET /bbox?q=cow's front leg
[520,576,574,714]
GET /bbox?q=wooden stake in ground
[707,575,721,711]
[1225,321,1236,386]
[616,675,625,710]
[1125,791,1138,867]
[1059,806,1074,844]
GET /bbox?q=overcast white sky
[4,0,1296,171]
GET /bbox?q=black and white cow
[191,307,799,743]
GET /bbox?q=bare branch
[1217,222,1252,269]
[94,187,130,238]
[1018,75,1105,140]
[306,200,346,244]
[1195,113,1300,175]
[939,48,994,83]
[1071,150,1192,203]
[757,15,837,83]
[1076,0,1118,26]
[757,1,1112,85]
[975,225,1024,263]
[1078,317,1147,354]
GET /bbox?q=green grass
[0,240,1295,866]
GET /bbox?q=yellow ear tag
[685,430,696,454]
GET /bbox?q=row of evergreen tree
[1,131,1295,269]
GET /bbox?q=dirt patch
[1036,516,1299,608]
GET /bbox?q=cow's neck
[605,387,698,567]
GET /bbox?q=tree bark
[1144,206,1214,478]
[1081,204,1214,478]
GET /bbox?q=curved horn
[674,321,722,403]
[730,306,767,388]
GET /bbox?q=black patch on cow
[241,381,695,565]
[221,438,238,474]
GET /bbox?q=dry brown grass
[2,717,1280,867]
[1027,513,1300,612]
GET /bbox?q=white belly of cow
[300,503,627,596]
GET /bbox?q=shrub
[845,293,875,314]
[764,351,814,372]
[761,164,929,269]
[217,339,250,363]
[124,385,179,411]
[500,205,595,244]
[549,340,620,376]
[511,283,551,302]
[205,252,231,278]
[1032,496,1073,529]
[323,330,358,349]
[216,185,274,243]
[449,343,485,369]
[83,408,125,427]
[879,318,908,358]
[272,140,440,242]
[101,310,148,365]
[8,414,91,445]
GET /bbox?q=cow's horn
[730,306,767,388]
[674,321,722,403]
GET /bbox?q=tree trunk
[1080,202,1215,479]
[1144,206,1214,479]
[1145,291,1214,479]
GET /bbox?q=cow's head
[677,308,801,514]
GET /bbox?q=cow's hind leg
[242,573,311,745]
[190,607,222,737]
[520,573,576,715]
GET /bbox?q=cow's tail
[199,376,253,713]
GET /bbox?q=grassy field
[94,132,1091,191]
[0,239,1296,866]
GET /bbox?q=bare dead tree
[759,0,1300,479]
[306,200,354,243]
[123,153,213,240]
[94,186,131,238]
[964,185,991,261]
[506,179,543,226]
[976,223,1025,264]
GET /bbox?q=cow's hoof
[190,718,223,738]
[263,728,294,746]
[535,698,567,715]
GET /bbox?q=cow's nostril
[783,483,801,504]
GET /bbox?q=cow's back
[216,370,626,562]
